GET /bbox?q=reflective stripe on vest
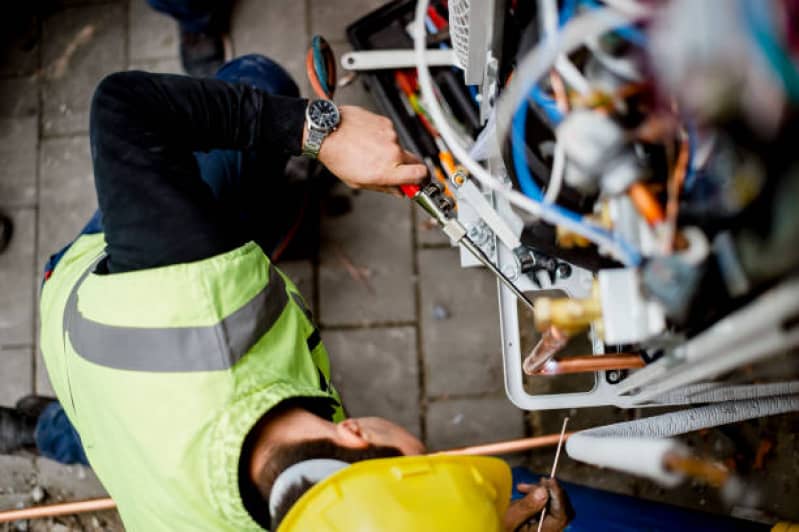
[64,257,288,372]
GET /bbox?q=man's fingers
[503,487,549,532]
[402,149,423,165]
[539,479,573,532]
[385,163,428,185]
[542,479,566,520]
[516,483,534,494]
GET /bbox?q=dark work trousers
[37,54,300,465]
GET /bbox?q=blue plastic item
[511,468,769,532]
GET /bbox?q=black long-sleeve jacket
[89,71,308,273]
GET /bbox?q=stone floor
[0,1,796,530]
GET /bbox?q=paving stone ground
[0,1,797,530]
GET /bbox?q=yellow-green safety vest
[40,233,343,531]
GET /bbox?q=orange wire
[629,182,665,225]
[306,48,329,99]
[665,135,690,252]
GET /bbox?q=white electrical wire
[599,0,654,18]
[414,1,640,264]
[539,0,575,207]
[554,56,591,94]
[495,7,635,153]
[543,141,566,204]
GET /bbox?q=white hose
[566,395,799,484]
[413,1,637,264]
[543,142,566,204]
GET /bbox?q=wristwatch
[302,99,341,158]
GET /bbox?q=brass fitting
[534,282,603,336]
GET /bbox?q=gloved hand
[503,478,573,532]
[312,105,428,195]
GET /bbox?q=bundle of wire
[413,0,650,266]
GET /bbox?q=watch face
[309,100,340,130]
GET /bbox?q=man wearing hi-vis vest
[0,55,570,531]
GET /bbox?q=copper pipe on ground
[0,497,116,523]
[533,354,646,376]
[523,325,570,375]
[1,432,575,522]
[440,432,574,456]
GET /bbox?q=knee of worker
[215,54,300,98]
[33,402,89,466]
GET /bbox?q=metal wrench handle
[460,237,536,314]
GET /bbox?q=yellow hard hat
[277,454,512,532]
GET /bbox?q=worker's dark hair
[263,439,402,529]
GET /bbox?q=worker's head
[274,454,512,531]
[246,401,426,526]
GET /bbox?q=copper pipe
[439,432,574,456]
[523,325,569,375]
[533,354,646,375]
[0,497,116,523]
[1,432,575,522]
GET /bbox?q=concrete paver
[0,456,36,510]
[0,77,39,118]
[319,187,415,326]
[418,247,504,396]
[36,350,56,398]
[310,0,386,43]
[128,57,183,74]
[0,117,38,207]
[129,0,178,62]
[41,2,126,136]
[426,397,525,451]
[325,327,421,437]
[37,137,97,273]
[0,347,33,407]
[231,0,309,91]
[0,208,35,347]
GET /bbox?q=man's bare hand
[313,105,428,195]
[503,478,571,532]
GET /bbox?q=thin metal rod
[0,498,116,523]
[459,236,536,313]
[439,431,573,456]
[534,354,646,375]
[538,417,570,532]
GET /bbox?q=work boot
[15,394,57,420]
[0,407,37,454]
[180,30,227,78]
[0,212,12,254]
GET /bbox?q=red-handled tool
[400,184,421,198]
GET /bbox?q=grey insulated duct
[565,395,799,485]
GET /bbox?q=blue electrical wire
[682,124,698,192]
[508,0,646,265]
[530,85,564,124]
[511,98,642,265]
